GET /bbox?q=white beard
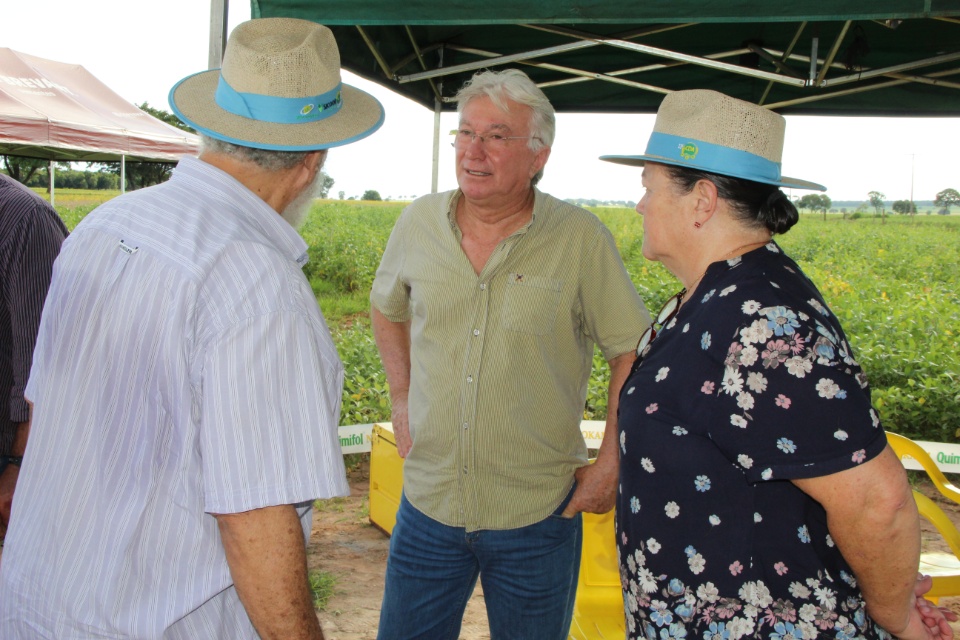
[281,169,324,229]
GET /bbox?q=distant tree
[2,156,47,185]
[934,188,960,214]
[338,190,345,200]
[797,194,819,212]
[139,102,196,133]
[94,103,195,191]
[818,194,832,215]
[116,161,177,191]
[96,171,120,190]
[892,200,917,215]
[868,191,886,215]
[797,193,831,217]
[317,173,334,199]
[362,189,382,201]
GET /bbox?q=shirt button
[479,283,486,290]
[462,422,469,430]
[466,375,473,383]
[473,329,480,336]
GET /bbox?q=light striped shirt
[0,156,349,639]
[371,189,650,531]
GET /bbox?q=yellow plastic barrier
[369,428,625,638]
[568,508,625,639]
[888,431,960,603]
[369,423,403,536]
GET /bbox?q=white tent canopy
[0,47,198,163]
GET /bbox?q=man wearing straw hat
[0,18,382,640]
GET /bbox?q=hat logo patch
[317,91,342,112]
[680,142,698,160]
[298,91,343,120]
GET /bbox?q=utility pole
[909,153,915,215]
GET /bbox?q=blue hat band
[646,132,782,184]
[214,76,343,124]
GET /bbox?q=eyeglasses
[450,128,541,148]
[635,288,686,359]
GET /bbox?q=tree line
[795,188,959,217]
[863,189,959,215]
[1,156,121,190]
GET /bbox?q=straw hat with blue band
[600,90,826,192]
[169,18,384,151]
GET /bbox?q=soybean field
[51,191,960,442]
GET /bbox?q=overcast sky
[4,1,958,202]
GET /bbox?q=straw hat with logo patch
[600,89,825,191]
[169,17,384,151]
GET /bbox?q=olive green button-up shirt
[371,189,650,531]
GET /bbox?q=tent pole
[431,98,441,194]
[809,34,819,83]
[121,155,126,195]
[765,67,960,109]
[815,21,851,87]
[49,160,55,208]
[209,0,229,69]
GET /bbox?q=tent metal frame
[209,2,960,191]
[389,22,960,106]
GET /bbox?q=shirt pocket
[502,273,563,336]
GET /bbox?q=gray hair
[454,69,556,185]
[200,135,316,172]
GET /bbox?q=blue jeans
[377,489,582,640]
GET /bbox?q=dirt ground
[309,459,491,639]
[312,460,960,640]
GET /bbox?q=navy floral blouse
[617,242,889,640]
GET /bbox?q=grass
[313,497,348,513]
[313,494,372,525]
[308,569,337,611]
[358,496,370,521]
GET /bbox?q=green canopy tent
[209,0,960,187]
[243,0,960,115]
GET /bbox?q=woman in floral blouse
[600,90,954,640]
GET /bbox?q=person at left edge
[0,173,68,533]
[0,18,384,640]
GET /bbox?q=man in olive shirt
[371,69,650,640]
